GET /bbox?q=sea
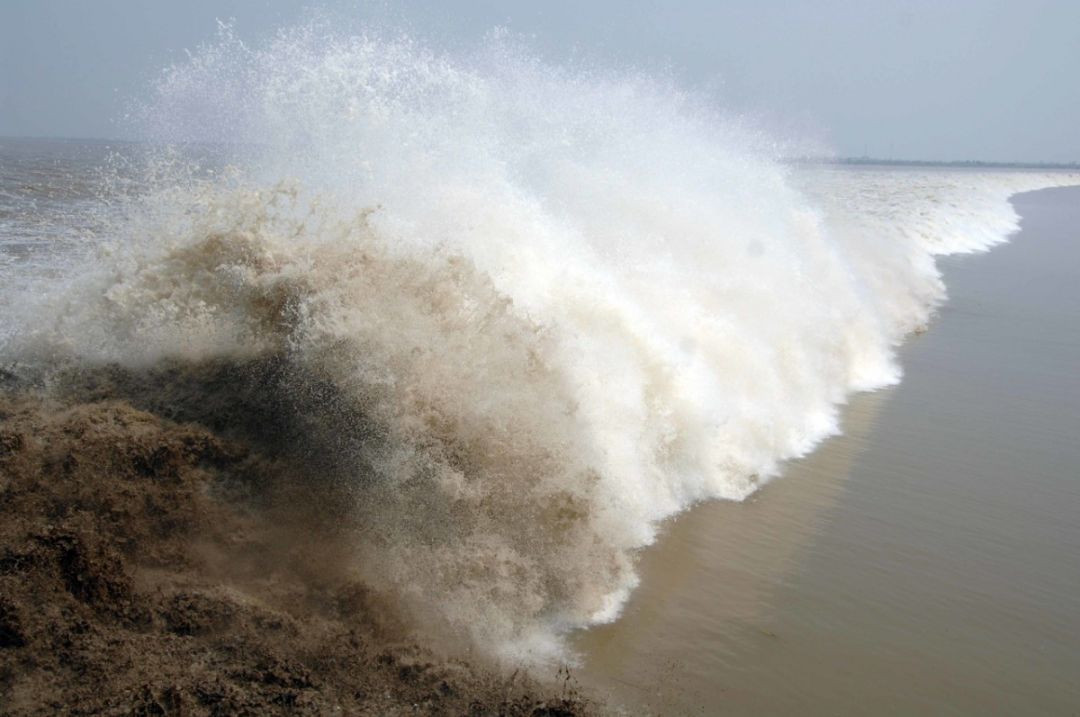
[2,23,1078,715]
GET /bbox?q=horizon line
[3,134,1078,170]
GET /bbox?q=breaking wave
[1,22,1076,663]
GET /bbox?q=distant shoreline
[790,156,1080,171]
[2,135,1077,172]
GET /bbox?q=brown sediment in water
[0,383,596,716]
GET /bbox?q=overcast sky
[2,0,1078,162]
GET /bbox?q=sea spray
[0,22,1076,664]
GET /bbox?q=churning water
[1,23,1076,669]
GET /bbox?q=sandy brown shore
[0,379,596,716]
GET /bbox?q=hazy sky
[2,0,1078,162]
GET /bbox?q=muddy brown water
[575,186,1080,716]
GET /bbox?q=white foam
[1,22,1077,664]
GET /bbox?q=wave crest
[2,22,1077,663]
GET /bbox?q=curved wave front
[1,23,1076,663]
